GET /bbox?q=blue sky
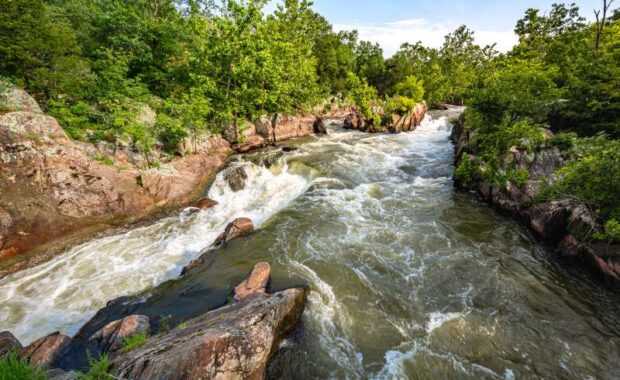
[272,0,605,56]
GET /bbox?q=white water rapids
[2,110,620,379]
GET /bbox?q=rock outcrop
[234,262,270,301]
[344,102,428,133]
[451,118,620,287]
[0,331,22,357]
[20,332,71,368]
[89,315,150,354]
[112,284,308,379]
[0,80,43,114]
[0,87,231,276]
[226,166,248,192]
[214,217,255,246]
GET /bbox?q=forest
[1,0,619,243]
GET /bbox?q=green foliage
[121,330,148,353]
[77,353,113,380]
[545,135,620,220]
[93,153,114,166]
[0,350,46,380]
[395,76,425,103]
[506,168,530,187]
[454,153,477,183]
[594,219,620,243]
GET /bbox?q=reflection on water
[2,109,620,379]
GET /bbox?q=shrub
[546,135,620,220]
[455,153,477,183]
[0,351,45,380]
[506,168,530,187]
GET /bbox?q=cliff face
[343,102,428,133]
[0,107,231,272]
[450,120,620,288]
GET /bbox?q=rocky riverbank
[343,101,428,133]
[0,216,309,379]
[451,117,620,288]
[0,83,345,276]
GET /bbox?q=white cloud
[334,18,518,57]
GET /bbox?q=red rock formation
[20,332,71,367]
[214,217,255,246]
[234,262,270,301]
[89,315,150,354]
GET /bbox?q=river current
[1,109,619,379]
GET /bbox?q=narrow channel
[1,109,619,379]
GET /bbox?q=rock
[46,368,78,380]
[214,217,254,246]
[0,331,22,357]
[0,81,42,114]
[21,332,71,368]
[255,116,275,141]
[226,166,248,192]
[89,315,150,354]
[113,287,309,380]
[527,201,569,242]
[136,105,156,128]
[559,234,582,257]
[282,146,298,152]
[234,262,271,301]
[343,113,360,130]
[567,204,597,239]
[313,117,327,134]
[196,198,218,210]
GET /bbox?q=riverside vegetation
[0,0,620,379]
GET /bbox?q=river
[1,108,620,379]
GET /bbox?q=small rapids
[2,109,620,379]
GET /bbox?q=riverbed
[1,109,620,379]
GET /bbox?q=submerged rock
[21,332,71,368]
[226,166,248,192]
[112,286,308,380]
[0,331,22,357]
[89,315,150,354]
[196,197,218,210]
[343,113,360,130]
[234,262,270,301]
[214,217,254,246]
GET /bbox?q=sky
[280,0,605,56]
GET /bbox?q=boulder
[113,287,309,380]
[214,218,254,246]
[527,201,569,242]
[196,198,218,210]
[21,332,71,368]
[45,369,78,380]
[136,105,156,128]
[0,331,22,357]
[226,166,248,192]
[567,204,597,239]
[234,262,271,301]
[343,113,360,130]
[89,315,150,354]
[559,234,582,257]
[0,81,42,114]
[313,117,327,134]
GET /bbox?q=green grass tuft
[0,350,46,380]
[120,331,148,353]
[77,352,113,380]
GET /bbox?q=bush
[455,153,477,183]
[546,135,620,220]
[0,351,46,380]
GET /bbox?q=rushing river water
[2,109,620,379]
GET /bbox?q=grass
[177,321,187,330]
[120,331,148,353]
[77,353,113,380]
[0,351,46,380]
[93,152,114,166]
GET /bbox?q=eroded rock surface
[234,262,270,301]
[21,332,71,368]
[214,217,254,246]
[0,331,22,357]
[113,287,308,380]
[89,315,150,354]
